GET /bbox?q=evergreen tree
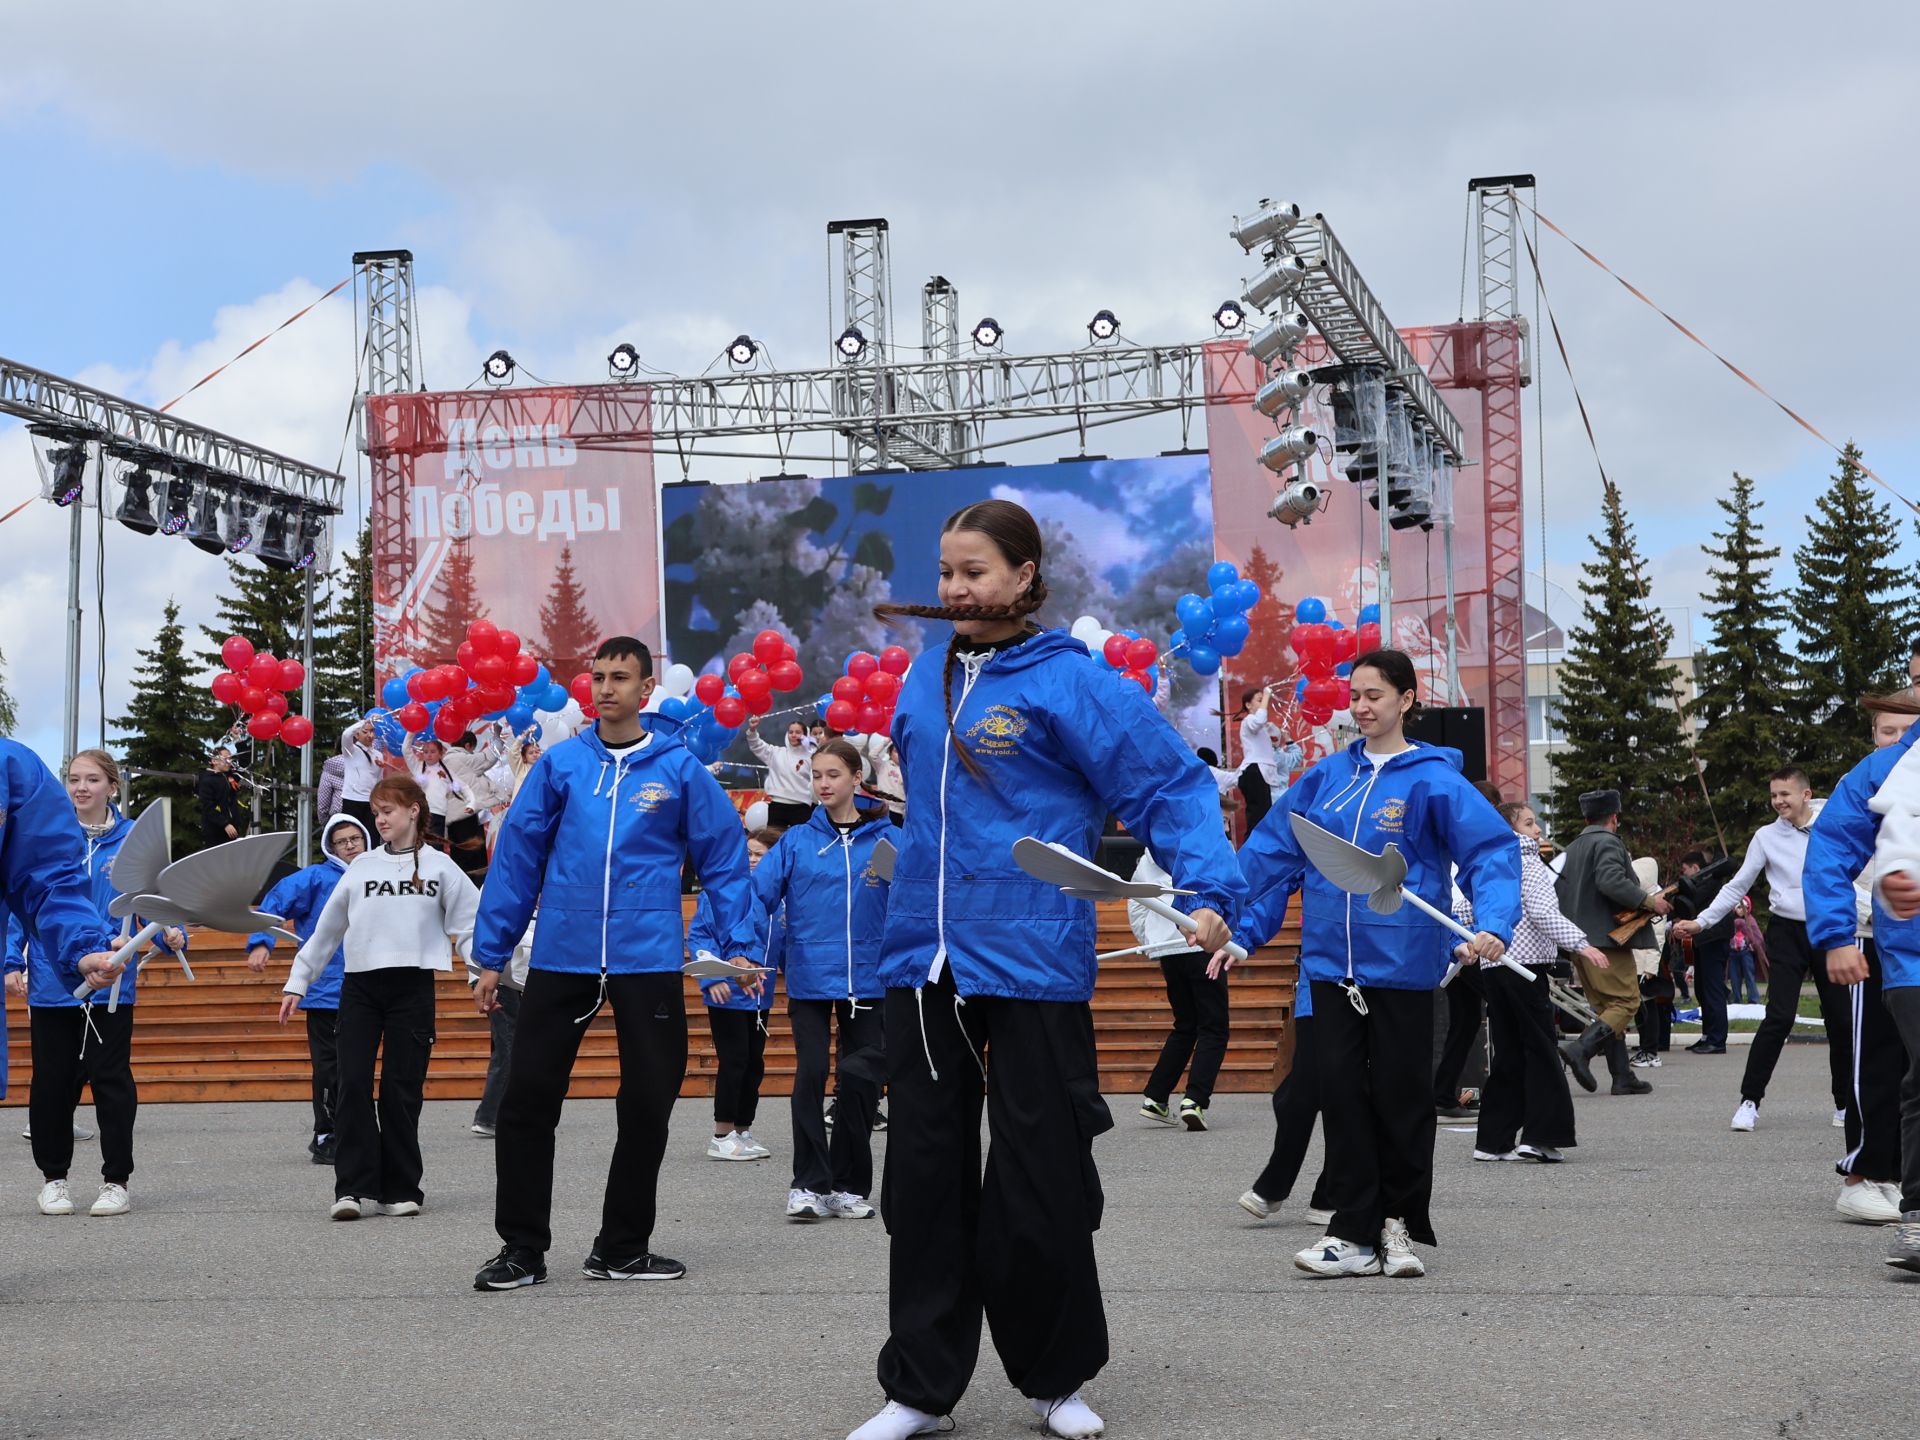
[0,641,16,735]
[1548,483,1701,858]
[416,534,487,664]
[199,557,312,832]
[112,600,215,855]
[315,522,375,744]
[1691,473,1800,837]
[1790,443,1917,786]
[538,542,603,679]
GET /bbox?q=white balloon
[743,800,770,832]
[1070,616,1103,644]
[662,663,696,698]
[641,690,666,713]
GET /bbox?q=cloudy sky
[3,2,1916,767]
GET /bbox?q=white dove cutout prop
[1010,836,1250,965]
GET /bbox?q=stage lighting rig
[483,349,516,385]
[224,492,261,553]
[42,436,90,507]
[970,317,1002,350]
[1230,200,1303,253]
[1213,300,1246,334]
[1242,253,1308,312]
[726,335,759,368]
[1247,312,1309,367]
[1268,477,1326,528]
[1259,425,1319,474]
[836,326,868,360]
[159,475,193,536]
[293,509,326,569]
[114,467,160,536]
[1087,309,1121,344]
[187,482,227,555]
[1253,369,1313,418]
[607,343,640,379]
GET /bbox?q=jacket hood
[321,813,372,870]
[799,804,892,844]
[1337,737,1465,774]
[575,722,685,766]
[962,627,1091,672]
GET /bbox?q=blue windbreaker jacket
[246,814,371,1010]
[4,804,188,1009]
[1237,739,1520,991]
[687,888,783,1013]
[1806,722,1920,989]
[472,725,756,976]
[882,629,1248,1003]
[0,740,115,1095]
[753,806,892,1001]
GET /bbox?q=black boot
[1558,1021,1610,1094]
[1607,1036,1652,1095]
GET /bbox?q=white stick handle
[1399,889,1536,982]
[1097,940,1197,962]
[72,922,160,1000]
[1136,896,1248,963]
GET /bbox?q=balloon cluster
[1288,599,1381,726]
[1067,616,1159,695]
[210,635,315,747]
[1170,561,1262,677]
[822,646,911,734]
[381,620,565,744]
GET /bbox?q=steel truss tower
[355,250,421,644]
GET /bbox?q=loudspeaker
[1404,706,1488,785]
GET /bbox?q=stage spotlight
[1268,477,1325,528]
[483,349,516,384]
[1087,309,1120,343]
[1213,300,1246,334]
[836,326,868,360]
[293,510,326,569]
[48,443,89,507]
[971,317,1002,350]
[1258,426,1319,474]
[224,495,260,553]
[115,469,160,536]
[159,476,193,536]
[1247,312,1309,366]
[727,335,758,367]
[1242,254,1308,312]
[187,485,227,555]
[258,504,293,567]
[608,343,640,379]
[1253,369,1313,418]
[1230,200,1303,253]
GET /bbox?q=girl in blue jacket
[246,813,371,1164]
[845,501,1246,1440]
[692,824,786,1163]
[1234,650,1519,1281]
[754,738,892,1222]
[5,749,185,1219]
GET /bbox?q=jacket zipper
[930,651,990,985]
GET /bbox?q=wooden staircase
[2,901,1298,1104]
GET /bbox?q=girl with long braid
[845,500,1247,1440]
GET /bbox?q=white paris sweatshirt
[284,844,480,998]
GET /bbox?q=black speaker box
[1403,706,1488,784]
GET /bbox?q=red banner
[366,387,658,680]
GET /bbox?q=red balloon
[406,670,434,703]
[877,705,897,737]
[580,702,600,721]
[767,659,803,693]
[1101,634,1131,667]
[713,695,746,728]
[864,670,900,703]
[247,654,281,690]
[509,653,540,688]
[1302,704,1334,726]
[440,665,467,694]
[456,640,480,672]
[752,630,786,665]
[878,645,911,676]
[745,688,774,717]
[847,651,879,682]
[263,692,290,717]
[1304,676,1344,710]
[494,628,522,661]
[1125,638,1159,670]
[1120,667,1154,694]
[239,685,268,715]
[824,699,858,732]
[396,702,431,733]
[433,708,469,743]
[736,667,772,700]
[694,674,726,706]
[1332,629,1357,664]
[1355,622,1382,656]
[476,684,515,713]
[471,654,509,688]
[278,659,305,692]
[727,652,757,682]
[280,715,315,747]
[1300,653,1336,681]
[220,635,255,672]
[247,713,281,741]
[466,619,500,656]
[775,640,796,664]
[210,672,243,706]
[569,672,594,706]
[830,675,864,704]
[856,702,886,734]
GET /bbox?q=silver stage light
[1253,369,1313,418]
[1258,426,1319,473]
[971,317,1002,349]
[1247,312,1309,366]
[1230,201,1303,253]
[48,442,89,506]
[1087,309,1120,343]
[1242,254,1308,312]
[836,326,868,360]
[727,335,758,367]
[1212,300,1246,334]
[1268,477,1325,528]
[608,343,639,378]
[483,349,515,384]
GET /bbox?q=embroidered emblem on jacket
[964,705,1028,756]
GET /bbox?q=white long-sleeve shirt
[284,844,479,997]
[339,733,386,802]
[1695,802,1824,928]
[748,732,817,805]
[1125,852,1193,956]
[1239,708,1281,786]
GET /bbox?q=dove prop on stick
[1010,837,1249,966]
[870,835,897,882]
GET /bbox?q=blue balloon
[1335,661,1353,677]
[1168,627,1187,654]
[1211,586,1241,617]
[1358,602,1381,624]
[1213,614,1251,656]
[1121,628,1140,640]
[504,702,537,732]
[424,698,443,715]
[540,682,568,712]
[1295,676,1309,696]
[528,662,550,690]
[1295,597,1327,625]
[1327,618,1344,630]
[1232,579,1261,611]
[1207,561,1240,592]
[381,675,410,710]
[1187,643,1221,677]
[660,696,693,723]
[363,707,406,755]
[1175,593,1212,632]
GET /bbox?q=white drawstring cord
[574,972,608,1026]
[953,993,987,1081]
[914,987,940,1081]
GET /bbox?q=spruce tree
[0,641,16,735]
[416,534,487,664]
[112,600,216,855]
[1549,483,1701,857]
[199,557,312,832]
[315,522,375,743]
[1691,473,1799,837]
[538,542,603,679]
[1790,443,1918,786]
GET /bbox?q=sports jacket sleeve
[287,873,352,997]
[1806,755,1882,952]
[4,909,25,974]
[249,871,310,951]
[1439,781,1522,943]
[0,742,111,993]
[471,756,564,970]
[1231,766,1320,946]
[683,763,756,958]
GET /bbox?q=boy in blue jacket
[247,813,371,1165]
[469,637,759,1291]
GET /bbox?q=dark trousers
[1638,979,1673,1052]
[767,799,815,828]
[447,814,487,882]
[1477,964,1576,1152]
[305,1007,338,1137]
[1311,979,1437,1246]
[1432,966,1485,1104]
[29,1004,136,1185]
[495,969,687,1258]
[340,797,375,830]
[474,985,520,1129]
[707,1006,769,1129]
[1740,918,1851,1111]
[1252,1015,1334,1207]
[1881,985,1920,1213]
[877,970,1111,1416]
[1144,952,1230,1109]
[1237,766,1273,834]
[1693,937,1730,1047]
[1838,942,1905,1182]
[790,997,884,1197]
[334,969,437,1205]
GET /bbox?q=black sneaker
[308,1135,336,1166]
[473,1246,547,1291]
[872,1105,888,1133]
[1686,1040,1727,1054]
[583,1248,686,1281]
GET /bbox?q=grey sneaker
[1887,1211,1920,1274]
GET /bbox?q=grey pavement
[3,1044,1914,1440]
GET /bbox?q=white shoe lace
[1382,1219,1413,1256]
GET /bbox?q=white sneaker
[1294,1235,1381,1277]
[736,1130,772,1159]
[377,1200,422,1217]
[846,1399,942,1440]
[330,1196,366,1221]
[1305,1205,1335,1226]
[1730,1100,1758,1132]
[787,1188,829,1221]
[1834,1108,1848,1129]
[1837,1179,1901,1225]
[37,1179,74,1216]
[1237,1189,1272,1219]
[1380,1217,1425,1277]
[89,1183,130,1217]
[1875,1180,1909,1212]
[1033,1391,1104,1438]
[827,1191,876,1219]
[470,1122,496,1137]
[1472,1148,1521,1162]
[708,1132,757,1161]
